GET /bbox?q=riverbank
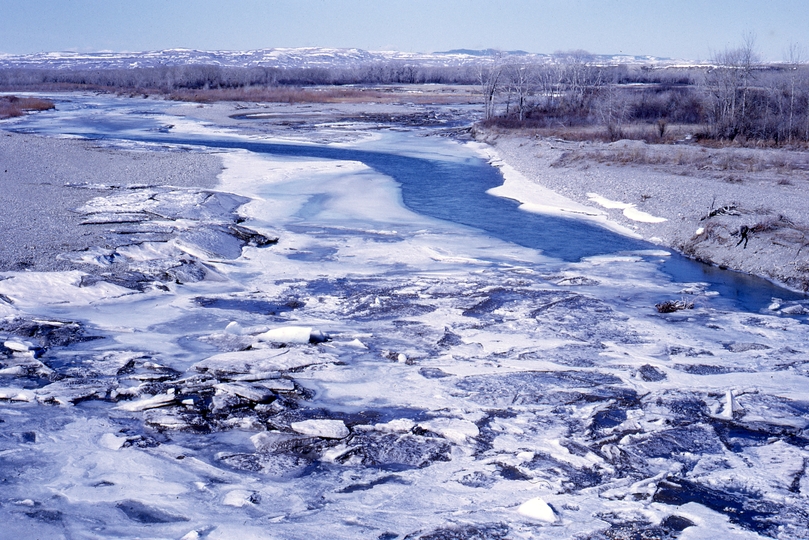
[0,132,222,271]
[475,128,809,293]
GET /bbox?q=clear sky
[1,0,806,62]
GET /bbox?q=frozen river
[1,94,809,539]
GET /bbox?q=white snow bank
[587,193,667,223]
[468,144,640,238]
[623,207,668,223]
[586,193,633,210]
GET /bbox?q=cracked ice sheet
[0,271,138,308]
[3,97,809,538]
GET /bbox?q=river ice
[1,95,808,539]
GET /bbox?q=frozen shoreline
[0,131,222,272]
[476,130,809,293]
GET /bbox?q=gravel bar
[0,131,222,271]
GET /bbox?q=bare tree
[784,42,805,142]
[596,82,631,140]
[502,61,535,121]
[478,51,504,120]
[703,34,761,139]
[557,50,600,108]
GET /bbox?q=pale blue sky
[1,0,806,61]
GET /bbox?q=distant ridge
[0,47,689,71]
[434,49,532,56]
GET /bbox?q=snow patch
[587,193,668,223]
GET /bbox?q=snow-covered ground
[1,95,808,539]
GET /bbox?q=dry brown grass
[166,85,478,105]
[481,121,702,144]
[550,139,809,179]
[0,95,55,119]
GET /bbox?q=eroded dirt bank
[477,129,809,292]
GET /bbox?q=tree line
[480,43,809,145]
[1,41,807,145]
[0,62,483,91]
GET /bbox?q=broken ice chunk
[370,418,416,433]
[258,378,295,392]
[518,497,557,523]
[720,390,744,419]
[116,499,188,523]
[418,418,480,444]
[0,387,35,402]
[255,326,329,344]
[225,321,244,335]
[192,348,325,376]
[344,338,368,349]
[35,379,112,405]
[290,419,349,439]
[99,433,127,450]
[115,392,176,412]
[4,340,36,352]
[223,490,260,507]
[214,382,274,403]
[0,355,53,377]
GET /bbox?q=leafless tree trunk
[478,51,503,120]
[785,42,805,143]
[704,34,761,139]
[504,61,534,121]
[596,82,630,140]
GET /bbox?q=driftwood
[700,204,740,221]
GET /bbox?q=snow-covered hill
[0,47,680,70]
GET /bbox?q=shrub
[0,95,55,119]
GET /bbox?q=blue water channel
[8,96,804,313]
[144,135,805,312]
